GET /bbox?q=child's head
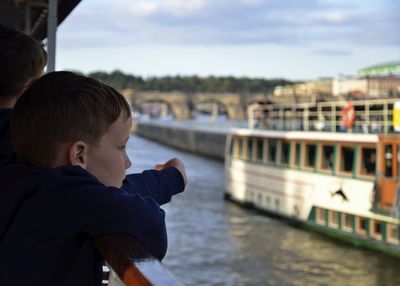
[0,26,47,103]
[11,71,132,187]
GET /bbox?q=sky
[56,0,400,81]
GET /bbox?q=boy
[0,27,186,279]
[0,25,47,164]
[0,25,47,107]
[0,26,184,206]
[0,71,186,286]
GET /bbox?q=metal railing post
[47,0,58,72]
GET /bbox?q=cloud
[311,49,353,56]
[316,12,349,23]
[60,0,400,48]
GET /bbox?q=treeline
[86,70,292,94]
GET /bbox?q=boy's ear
[68,141,88,169]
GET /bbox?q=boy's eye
[119,145,126,150]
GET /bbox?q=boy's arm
[52,167,169,260]
[154,158,187,186]
[122,158,187,205]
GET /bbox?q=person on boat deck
[0,71,187,286]
[0,26,186,229]
[0,25,47,164]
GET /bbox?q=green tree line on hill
[86,70,292,94]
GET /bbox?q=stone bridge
[122,89,245,120]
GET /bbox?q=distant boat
[225,98,400,257]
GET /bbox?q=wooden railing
[95,235,184,286]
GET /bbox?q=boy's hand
[155,158,187,186]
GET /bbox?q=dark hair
[11,71,131,168]
[0,25,47,97]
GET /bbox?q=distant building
[332,60,400,98]
[332,76,400,98]
[274,61,400,99]
[273,85,293,97]
[273,78,333,98]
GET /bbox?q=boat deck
[248,98,400,134]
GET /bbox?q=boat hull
[225,147,400,257]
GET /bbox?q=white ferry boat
[224,98,400,256]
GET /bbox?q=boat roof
[229,128,379,143]
[0,0,81,40]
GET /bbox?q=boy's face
[85,114,132,188]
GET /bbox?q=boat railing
[95,235,184,286]
[248,98,400,134]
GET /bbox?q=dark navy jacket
[0,109,15,165]
[0,109,185,286]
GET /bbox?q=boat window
[229,136,235,156]
[316,208,326,225]
[305,144,316,168]
[384,144,393,177]
[280,141,290,165]
[340,146,354,173]
[321,145,334,171]
[360,147,376,176]
[275,198,280,210]
[387,224,399,244]
[356,217,367,236]
[268,139,277,163]
[370,220,383,240]
[375,223,382,234]
[238,137,244,158]
[328,210,339,228]
[293,142,301,167]
[233,137,240,157]
[247,190,254,201]
[247,138,253,160]
[342,213,353,232]
[359,219,367,231]
[256,139,264,161]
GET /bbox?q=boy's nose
[125,156,132,169]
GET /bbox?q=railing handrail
[248,98,400,133]
[95,235,184,286]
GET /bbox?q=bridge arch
[123,89,245,120]
[193,93,245,120]
[124,90,191,120]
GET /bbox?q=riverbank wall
[132,121,228,161]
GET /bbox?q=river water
[126,133,400,286]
